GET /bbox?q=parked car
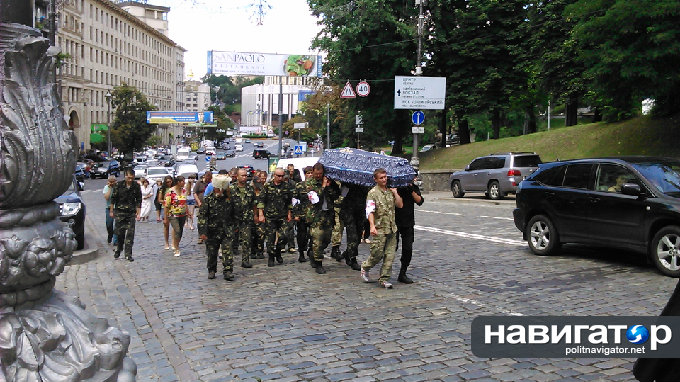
[74,163,86,189]
[253,149,270,159]
[174,163,199,178]
[55,176,86,250]
[145,166,174,183]
[134,165,147,179]
[419,144,435,153]
[235,144,244,152]
[225,149,236,158]
[513,156,680,277]
[196,146,205,154]
[449,152,542,200]
[215,151,227,160]
[92,160,120,179]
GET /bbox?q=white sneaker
[379,281,393,289]
[174,250,180,257]
[361,268,370,282]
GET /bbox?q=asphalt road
[62,143,677,381]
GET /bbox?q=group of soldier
[195,162,423,289]
[109,160,423,288]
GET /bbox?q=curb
[68,211,105,266]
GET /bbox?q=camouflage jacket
[229,183,257,223]
[366,185,397,234]
[304,177,340,224]
[257,180,293,220]
[111,180,142,214]
[292,181,309,219]
[198,193,234,237]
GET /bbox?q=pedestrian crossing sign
[294,145,303,155]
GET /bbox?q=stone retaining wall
[419,169,456,192]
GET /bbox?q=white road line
[420,278,524,316]
[417,209,462,216]
[414,225,525,246]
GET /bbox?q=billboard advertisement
[146,111,214,124]
[208,51,323,77]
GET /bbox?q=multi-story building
[55,0,185,151]
[183,78,210,112]
[241,76,316,132]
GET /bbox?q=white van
[176,147,190,162]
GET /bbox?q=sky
[149,0,323,80]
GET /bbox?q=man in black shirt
[395,177,424,283]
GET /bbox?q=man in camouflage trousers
[251,171,267,260]
[257,168,294,267]
[198,174,236,281]
[330,180,345,261]
[304,163,340,274]
[230,168,257,268]
[361,168,403,289]
[110,168,142,262]
[292,166,314,263]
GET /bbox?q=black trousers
[296,219,309,254]
[396,225,414,272]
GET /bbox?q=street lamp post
[105,91,112,157]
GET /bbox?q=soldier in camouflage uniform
[292,166,314,263]
[198,175,236,280]
[230,168,257,268]
[361,168,404,289]
[338,183,368,271]
[110,168,142,262]
[251,171,267,260]
[304,163,340,274]
[330,180,345,261]
[257,168,294,267]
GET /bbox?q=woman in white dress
[139,178,153,221]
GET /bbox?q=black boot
[398,270,414,284]
[298,251,307,263]
[315,261,326,274]
[331,245,341,261]
[276,253,284,264]
[310,259,319,268]
[349,258,361,271]
[268,254,275,267]
[343,250,351,266]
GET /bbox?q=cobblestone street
[56,190,676,381]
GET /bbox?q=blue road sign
[294,145,303,155]
[412,111,425,125]
[205,156,211,162]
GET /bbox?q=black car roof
[547,156,679,165]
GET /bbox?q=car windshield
[632,160,680,197]
[147,168,169,175]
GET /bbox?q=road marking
[419,278,524,316]
[417,209,462,216]
[414,225,525,246]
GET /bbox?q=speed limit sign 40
[356,81,370,97]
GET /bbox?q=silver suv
[449,152,542,199]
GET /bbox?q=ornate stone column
[0,5,136,382]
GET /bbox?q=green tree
[566,0,680,120]
[146,135,162,147]
[205,105,234,142]
[202,74,264,107]
[110,84,156,155]
[309,0,418,154]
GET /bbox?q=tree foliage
[110,84,156,155]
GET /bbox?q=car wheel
[487,181,503,200]
[451,180,465,198]
[526,214,560,256]
[650,226,680,277]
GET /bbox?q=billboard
[146,111,214,124]
[208,51,323,77]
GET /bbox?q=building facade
[55,0,184,151]
[241,76,316,132]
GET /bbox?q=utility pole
[277,78,283,158]
[411,0,424,169]
[106,91,112,157]
[326,102,330,152]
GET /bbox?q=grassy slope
[419,116,680,170]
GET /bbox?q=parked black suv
[513,157,680,277]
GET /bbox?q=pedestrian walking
[103,175,118,246]
[292,166,314,263]
[330,180,345,261]
[165,175,188,257]
[153,179,163,222]
[257,168,294,267]
[194,170,212,244]
[251,171,267,260]
[139,178,153,221]
[395,177,424,284]
[360,168,404,289]
[185,174,196,231]
[230,168,258,269]
[284,165,301,253]
[198,174,236,280]
[338,183,368,271]
[159,175,173,249]
[110,168,142,262]
[304,163,340,274]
